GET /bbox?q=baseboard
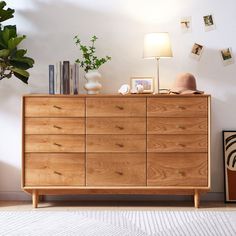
[0,191,224,202]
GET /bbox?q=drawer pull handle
[115,125,124,130]
[53,142,62,147]
[54,171,62,175]
[177,125,186,130]
[177,105,186,110]
[115,143,124,148]
[115,171,123,176]
[115,105,124,110]
[178,143,186,147]
[53,125,62,129]
[53,105,62,110]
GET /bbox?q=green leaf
[11,67,29,77]
[4,25,16,38]
[0,1,14,23]
[13,71,28,84]
[8,35,25,50]
[0,48,9,57]
[10,57,34,70]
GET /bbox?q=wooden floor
[0,201,236,211]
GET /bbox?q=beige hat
[170,73,204,94]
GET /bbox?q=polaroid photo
[190,43,204,61]
[203,14,216,31]
[130,77,154,93]
[180,17,192,33]
[220,47,234,66]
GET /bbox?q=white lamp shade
[143,32,173,59]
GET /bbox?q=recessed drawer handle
[115,143,124,148]
[177,125,186,130]
[115,171,123,176]
[115,125,124,130]
[53,105,62,110]
[177,105,186,110]
[115,105,124,110]
[53,142,62,147]
[53,125,62,129]
[54,171,62,175]
[178,143,186,147]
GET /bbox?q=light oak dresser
[22,94,210,208]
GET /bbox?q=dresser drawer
[87,135,146,152]
[148,134,207,152]
[147,97,208,117]
[25,118,85,134]
[24,97,85,117]
[147,153,208,186]
[25,135,85,152]
[25,153,85,186]
[86,98,146,117]
[87,117,146,134]
[86,153,146,186]
[147,117,207,134]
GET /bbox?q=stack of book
[49,61,79,95]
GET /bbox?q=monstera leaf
[0,1,34,84]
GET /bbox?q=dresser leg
[39,195,45,202]
[32,190,39,208]
[194,190,200,208]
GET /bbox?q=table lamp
[143,32,173,93]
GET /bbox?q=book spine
[63,61,70,94]
[55,62,60,94]
[74,63,79,94]
[49,65,54,94]
[70,65,74,94]
[59,61,63,94]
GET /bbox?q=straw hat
[170,73,204,94]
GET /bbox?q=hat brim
[170,88,204,94]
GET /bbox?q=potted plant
[0,1,34,84]
[74,35,111,94]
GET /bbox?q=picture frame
[220,47,234,66]
[130,77,154,93]
[222,130,236,203]
[203,14,216,31]
[190,43,204,61]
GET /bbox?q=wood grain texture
[87,117,146,134]
[147,97,208,117]
[25,135,85,152]
[147,134,207,152]
[86,98,146,117]
[147,153,208,186]
[147,117,207,134]
[86,153,146,186]
[87,135,146,152]
[25,153,85,186]
[25,118,85,134]
[25,97,85,117]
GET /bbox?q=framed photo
[220,47,234,66]
[180,17,192,33]
[190,43,204,61]
[203,14,216,31]
[130,77,154,93]
[223,131,236,202]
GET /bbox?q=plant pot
[84,70,102,95]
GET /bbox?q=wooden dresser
[22,94,210,208]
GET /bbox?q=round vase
[84,70,102,95]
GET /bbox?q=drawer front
[148,135,207,152]
[87,135,146,152]
[87,117,146,134]
[25,118,85,134]
[147,97,208,117]
[86,98,146,117]
[86,153,146,186]
[24,97,85,117]
[25,135,85,152]
[147,153,208,186]
[25,153,85,186]
[147,117,207,134]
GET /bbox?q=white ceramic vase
[84,70,102,95]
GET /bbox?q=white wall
[0,0,236,200]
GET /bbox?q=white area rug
[0,211,236,236]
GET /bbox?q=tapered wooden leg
[32,190,39,208]
[194,190,200,208]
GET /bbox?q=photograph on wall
[220,47,234,66]
[180,17,192,33]
[203,14,216,31]
[190,43,204,61]
[130,77,154,93]
[223,131,236,202]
